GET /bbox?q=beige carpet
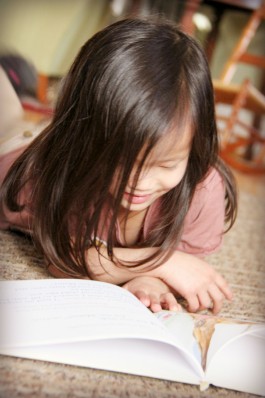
[0,172,265,398]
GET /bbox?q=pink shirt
[0,146,225,258]
[110,169,225,257]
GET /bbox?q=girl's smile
[123,192,152,204]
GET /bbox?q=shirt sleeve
[176,168,225,258]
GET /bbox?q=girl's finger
[197,291,213,311]
[208,285,225,314]
[133,290,151,307]
[216,274,233,301]
[161,293,182,312]
[149,295,163,313]
[186,295,200,313]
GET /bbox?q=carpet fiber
[0,173,264,398]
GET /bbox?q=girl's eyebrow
[159,156,183,162]
[155,150,190,162]
[146,155,187,166]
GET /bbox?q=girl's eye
[160,164,178,169]
[159,157,188,169]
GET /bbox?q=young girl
[0,18,237,315]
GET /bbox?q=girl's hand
[85,246,232,314]
[153,252,233,315]
[122,276,182,313]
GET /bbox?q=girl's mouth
[123,192,152,204]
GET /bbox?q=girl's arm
[86,246,232,314]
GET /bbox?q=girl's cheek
[167,163,188,188]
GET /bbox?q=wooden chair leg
[217,80,265,174]
[221,4,265,83]
[37,73,49,104]
[220,80,250,147]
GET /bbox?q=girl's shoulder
[178,167,226,256]
[184,167,225,226]
[196,167,223,192]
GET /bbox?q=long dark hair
[1,17,237,277]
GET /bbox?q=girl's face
[114,125,192,213]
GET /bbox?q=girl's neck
[118,208,148,246]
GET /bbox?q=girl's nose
[128,166,155,190]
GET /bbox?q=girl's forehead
[143,124,193,162]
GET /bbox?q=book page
[0,279,174,348]
[156,311,265,395]
[156,312,220,371]
[155,312,202,365]
[5,337,201,385]
[205,322,265,396]
[0,279,204,384]
[206,320,259,365]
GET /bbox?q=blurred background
[0,0,265,174]
[0,0,264,93]
[1,5,265,398]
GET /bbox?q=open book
[0,279,264,396]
